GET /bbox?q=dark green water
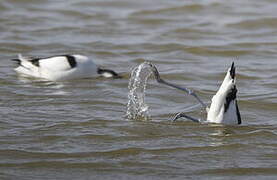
[0,0,276,179]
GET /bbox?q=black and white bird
[206,62,241,124]
[12,54,120,81]
[148,62,241,125]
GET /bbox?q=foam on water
[126,62,153,120]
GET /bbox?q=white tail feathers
[18,54,32,61]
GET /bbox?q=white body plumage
[206,63,241,124]
[13,54,119,81]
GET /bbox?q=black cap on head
[97,68,121,78]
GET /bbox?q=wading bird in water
[148,62,241,125]
[12,54,120,81]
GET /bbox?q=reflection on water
[13,76,69,96]
[0,0,277,179]
[207,125,234,147]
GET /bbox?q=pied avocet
[148,62,241,125]
[12,54,120,81]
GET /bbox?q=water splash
[126,62,153,120]
[126,62,206,122]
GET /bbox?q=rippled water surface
[0,0,277,179]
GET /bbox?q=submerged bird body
[154,62,242,125]
[206,63,241,124]
[13,54,119,81]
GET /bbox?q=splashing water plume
[126,62,153,120]
[126,62,207,122]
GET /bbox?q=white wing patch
[39,56,74,71]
